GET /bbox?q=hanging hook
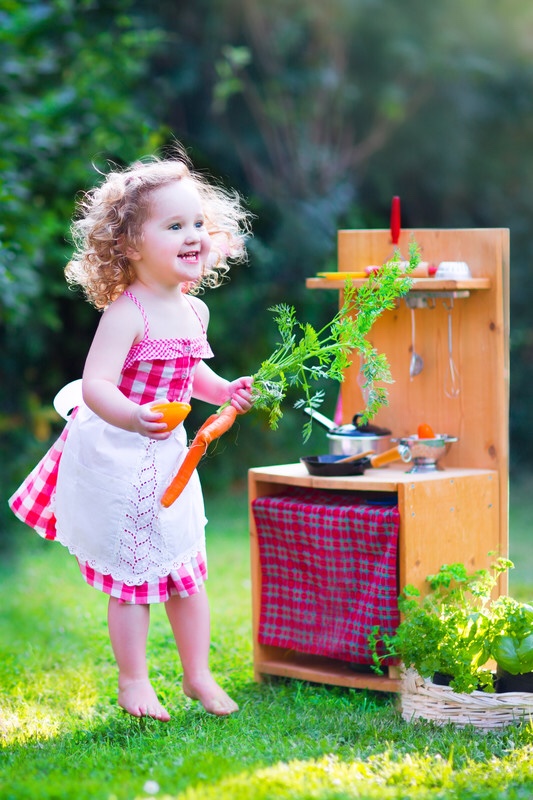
[442,297,455,312]
[444,298,460,398]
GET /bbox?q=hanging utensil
[444,300,461,398]
[409,307,424,380]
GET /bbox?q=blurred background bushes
[2,0,533,537]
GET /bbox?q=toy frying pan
[301,444,411,477]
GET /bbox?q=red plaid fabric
[119,353,204,405]
[9,409,77,540]
[78,551,208,603]
[120,345,213,406]
[252,488,400,664]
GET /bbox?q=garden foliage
[3,0,533,540]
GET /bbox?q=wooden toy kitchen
[248,225,510,693]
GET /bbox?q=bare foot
[182,674,239,716]
[118,678,170,721]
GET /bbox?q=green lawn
[509,476,533,597]
[1,485,532,800]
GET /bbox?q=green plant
[251,244,419,439]
[490,596,533,676]
[369,558,514,694]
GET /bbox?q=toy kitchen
[248,217,510,693]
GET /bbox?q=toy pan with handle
[301,444,411,477]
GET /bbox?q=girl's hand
[228,376,254,414]
[131,403,172,440]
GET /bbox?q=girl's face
[128,179,212,289]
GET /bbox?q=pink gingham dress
[9,291,214,604]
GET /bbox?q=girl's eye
[170,223,181,231]
[195,220,205,229]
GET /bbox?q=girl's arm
[82,298,169,439]
[192,361,253,413]
[187,296,253,412]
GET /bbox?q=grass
[509,475,533,597]
[1,484,533,800]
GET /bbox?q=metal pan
[301,444,411,477]
[303,407,392,456]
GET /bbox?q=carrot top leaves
[251,243,419,441]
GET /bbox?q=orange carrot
[160,439,207,508]
[161,405,238,508]
[417,422,436,439]
[194,412,220,437]
[197,405,237,445]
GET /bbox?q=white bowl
[435,261,471,279]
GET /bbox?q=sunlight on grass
[174,753,446,799]
[164,744,533,799]
[0,664,99,745]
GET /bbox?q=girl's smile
[181,251,200,263]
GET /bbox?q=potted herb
[369,558,513,694]
[490,596,533,692]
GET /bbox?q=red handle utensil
[390,195,401,246]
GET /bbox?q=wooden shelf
[306,276,491,292]
[255,654,401,692]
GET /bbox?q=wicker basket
[400,668,533,730]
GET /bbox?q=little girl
[9,148,254,721]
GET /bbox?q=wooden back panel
[337,228,510,556]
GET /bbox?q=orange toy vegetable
[417,423,436,439]
[161,405,238,507]
[151,401,191,431]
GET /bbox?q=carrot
[417,422,436,439]
[160,439,207,508]
[193,411,220,437]
[197,405,237,445]
[161,405,238,508]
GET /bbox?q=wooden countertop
[248,462,498,493]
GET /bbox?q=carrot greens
[162,243,419,505]
[251,243,419,441]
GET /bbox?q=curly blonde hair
[65,148,252,309]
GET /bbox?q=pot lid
[303,406,391,437]
[351,413,391,436]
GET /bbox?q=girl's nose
[184,226,200,242]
